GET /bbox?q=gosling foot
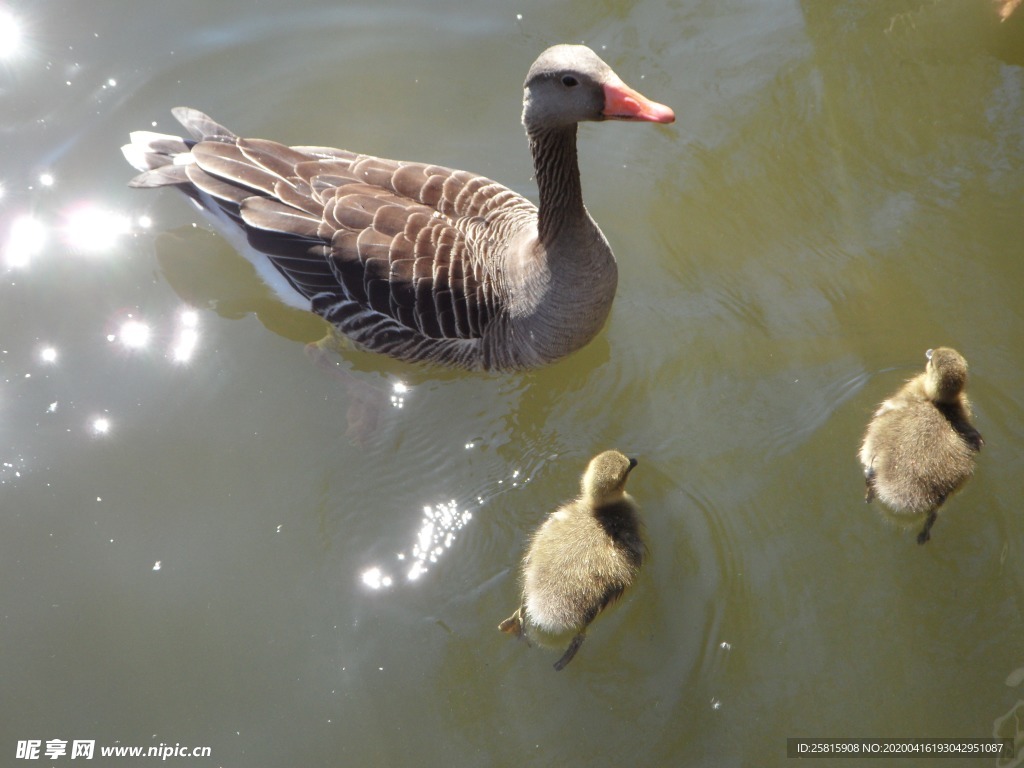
[498,608,524,638]
[916,510,938,545]
[553,633,585,671]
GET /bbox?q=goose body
[499,450,644,670]
[121,45,674,371]
[859,347,984,543]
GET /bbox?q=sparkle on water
[117,319,151,350]
[0,10,22,61]
[360,499,475,589]
[170,309,200,363]
[63,202,132,254]
[4,215,47,269]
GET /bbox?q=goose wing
[134,109,536,348]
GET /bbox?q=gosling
[499,450,644,670]
[859,347,984,544]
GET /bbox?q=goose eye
[561,75,579,87]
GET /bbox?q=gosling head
[580,450,638,505]
[924,347,969,404]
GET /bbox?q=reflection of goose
[499,451,644,670]
[122,45,673,371]
[859,348,984,544]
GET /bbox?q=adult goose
[122,45,674,371]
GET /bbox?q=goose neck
[529,125,585,244]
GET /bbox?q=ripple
[682,480,740,688]
[764,361,870,455]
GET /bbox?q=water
[2,1,1023,766]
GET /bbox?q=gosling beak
[602,79,675,124]
[627,457,639,471]
[925,348,934,360]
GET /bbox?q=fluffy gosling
[499,450,644,670]
[859,347,984,544]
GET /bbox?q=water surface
[2,1,1023,766]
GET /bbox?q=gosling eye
[561,75,579,88]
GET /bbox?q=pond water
[2,1,1023,766]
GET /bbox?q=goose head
[522,45,675,133]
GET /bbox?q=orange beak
[602,79,675,124]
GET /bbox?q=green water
[1,1,1022,766]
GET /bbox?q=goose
[859,347,984,544]
[121,45,674,371]
[499,450,644,670]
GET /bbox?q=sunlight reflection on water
[63,203,132,254]
[4,201,145,271]
[0,10,22,60]
[359,452,541,592]
[90,415,111,436]
[361,498,475,590]
[171,309,200,363]
[99,305,203,363]
[389,381,407,409]
[4,215,46,269]
[117,319,151,350]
